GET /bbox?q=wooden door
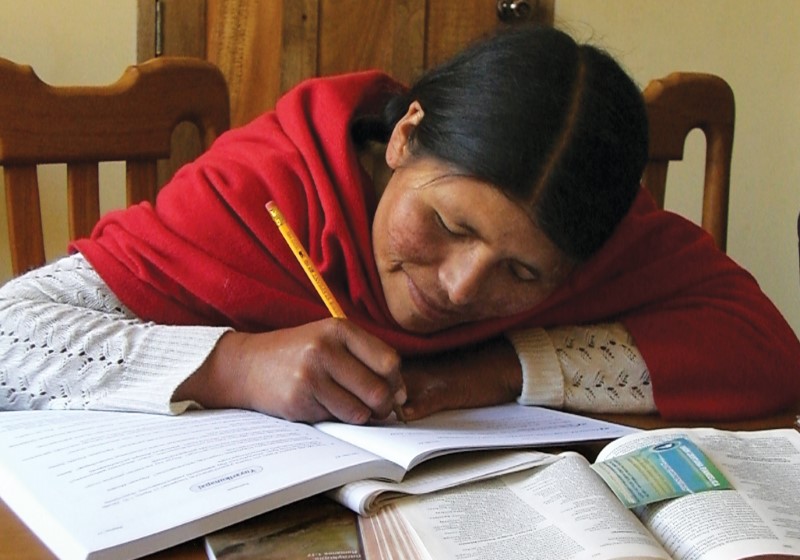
[139,0,553,128]
[204,0,553,128]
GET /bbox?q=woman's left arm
[399,323,655,420]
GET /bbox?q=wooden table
[2,411,796,560]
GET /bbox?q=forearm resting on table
[0,253,227,414]
[181,324,657,417]
[174,331,249,409]
[508,323,656,414]
[403,323,655,417]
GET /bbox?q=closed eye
[434,211,469,237]
[508,261,540,282]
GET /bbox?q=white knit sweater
[0,254,655,415]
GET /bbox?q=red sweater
[73,71,800,421]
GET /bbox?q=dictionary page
[597,427,800,560]
[329,448,559,514]
[384,453,670,560]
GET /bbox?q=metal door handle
[496,0,533,22]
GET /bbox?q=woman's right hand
[175,319,404,424]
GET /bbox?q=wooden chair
[0,56,230,276]
[641,72,735,252]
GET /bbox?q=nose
[439,246,493,306]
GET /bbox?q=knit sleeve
[0,253,230,414]
[507,323,656,414]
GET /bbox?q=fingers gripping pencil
[266,201,406,423]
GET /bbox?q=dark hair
[352,25,649,261]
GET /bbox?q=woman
[1,26,798,423]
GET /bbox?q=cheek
[381,206,437,267]
[481,282,559,318]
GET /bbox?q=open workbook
[0,404,634,560]
[361,426,800,560]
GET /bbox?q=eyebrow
[416,170,469,191]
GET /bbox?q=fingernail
[394,404,407,424]
[394,388,407,405]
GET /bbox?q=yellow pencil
[265,201,407,423]
[266,201,346,318]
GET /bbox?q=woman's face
[372,155,573,334]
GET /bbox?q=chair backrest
[0,56,230,276]
[641,72,735,252]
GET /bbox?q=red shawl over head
[73,71,800,419]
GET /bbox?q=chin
[391,308,461,335]
[393,314,431,334]
[389,307,436,334]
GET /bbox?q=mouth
[404,273,458,325]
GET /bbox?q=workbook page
[0,409,399,560]
[316,404,637,470]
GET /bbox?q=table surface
[2,410,797,560]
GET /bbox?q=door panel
[140,0,553,128]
